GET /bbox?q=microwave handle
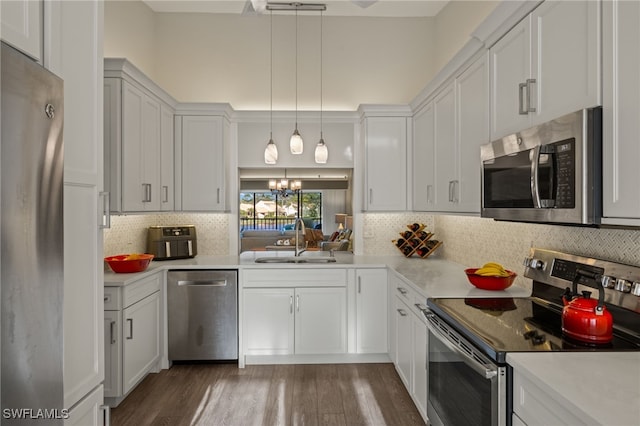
[530,145,556,209]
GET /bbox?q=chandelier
[269,177,302,197]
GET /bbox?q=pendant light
[290,9,304,154]
[264,11,278,164]
[314,10,328,164]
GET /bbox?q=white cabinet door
[160,104,174,211]
[355,269,388,354]
[243,288,295,355]
[412,103,435,211]
[295,287,347,354]
[456,52,489,213]
[65,385,106,426]
[490,16,531,140]
[48,0,105,413]
[122,292,160,395]
[103,311,120,398]
[602,0,640,225]
[1,0,41,61]
[432,82,456,211]
[530,0,600,125]
[412,313,428,421]
[364,117,407,211]
[121,81,161,211]
[395,296,412,389]
[176,115,226,211]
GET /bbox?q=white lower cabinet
[243,286,347,356]
[390,271,429,423]
[65,385,107,426]
[104,272,162,406]
[512,367,589,425]
[355,268,388,354]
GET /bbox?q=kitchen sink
[254,256,337,264]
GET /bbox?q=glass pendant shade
[264,138,278,164]
[315,137,328,163]
[290,128,304,154]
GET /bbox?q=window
[240,191,322,231]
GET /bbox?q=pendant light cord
[270,10,273,139]
[295,9,298,129]
[320,10,323,139]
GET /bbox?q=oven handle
[424,311,497,380]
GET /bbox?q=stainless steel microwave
[481,107,602,225]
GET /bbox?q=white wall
[104,0,156,80]
[433,0,499,74]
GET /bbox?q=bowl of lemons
[465,262,516,291]
[105,253,154,273]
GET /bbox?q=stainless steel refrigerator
[1,41,65,422]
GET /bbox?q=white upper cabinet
[175,115,227,212]
[412,102,435,211]
[412,52,488,214]
[490,0,600,140]
[456,52,489,213]
[602,0,640,225]
[104,59,176,213]
[363,115,409,211]
[1,0,42,61]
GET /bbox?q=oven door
[425,311,508,426]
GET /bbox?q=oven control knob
[600,275,615,289]
[615,279,632,293]
[631,282,640,296]
[523,257,544,269]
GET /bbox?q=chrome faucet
[293,218,306,257]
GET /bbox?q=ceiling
[142,0,449,18]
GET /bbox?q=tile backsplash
[104,213,231,256]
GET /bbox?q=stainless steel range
[424,248,640,426]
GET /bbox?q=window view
[239,192,322,231]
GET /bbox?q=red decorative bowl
[105,254,154,273]
[464,268,517,291]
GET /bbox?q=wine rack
[392,223,442,258]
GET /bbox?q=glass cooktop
[427,297,640,364]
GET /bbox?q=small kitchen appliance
[424,248,640,426]
[147,225,197,260]
[481,107,602,225]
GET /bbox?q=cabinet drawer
[104,287,121,311]
[513,368,589,425]
[243,268,347,287]
[122,272,162,309]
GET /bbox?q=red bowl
[464,268,517,291]
[105,254,154,273]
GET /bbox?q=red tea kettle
[562,269,613,344]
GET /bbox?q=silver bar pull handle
[519,82,528,115]
[126,318,133,340]
[296,294,300,312]
[177,280,227,287]
[452,180,459,203]
[110,320,116,344]
[100,405,111,426]
[358,276,362,294]
[290,296,293,314]
[414,303,428,312]
[397,309,408,317]
[526,78,536,112]
[369,188,373,204]
[397,287,408,295]
[162,185,169,203]
[427,184,433,204]
[99,191,111,229]
[448,181,454,202]
[217,188,220,204]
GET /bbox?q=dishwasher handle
[177,280,227,287]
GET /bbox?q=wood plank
[110,363,425,426]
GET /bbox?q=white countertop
[507,352,640,425]
[104,252,531,299]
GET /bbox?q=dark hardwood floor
[110,363,426,426]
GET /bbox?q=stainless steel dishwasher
[167,270,238,361]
